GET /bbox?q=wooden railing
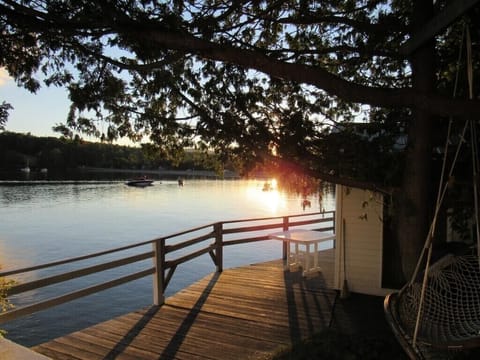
[0,211,335,325]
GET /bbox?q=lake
[0,177,335,346]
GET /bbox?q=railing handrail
[221,210,335,225]
[0,211,335,325]
[8,251,155,296]
[0,211,335,277]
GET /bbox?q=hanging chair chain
[411,23,479,348]
[466,27,480,258]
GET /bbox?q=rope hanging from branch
[385,24,480,359]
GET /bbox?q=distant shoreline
[79,166,240,179]
[0,167,241,183]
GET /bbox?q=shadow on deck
[31,258,402,360]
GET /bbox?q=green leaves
[0,268,15,337]
[0,102,13,131]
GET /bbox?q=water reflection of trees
[0,183,121,206]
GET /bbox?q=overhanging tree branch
[139,30,480,118]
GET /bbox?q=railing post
[282,216,289,260]
[152,238,165,306]
[332,211,336,233]
[214,222,223,272]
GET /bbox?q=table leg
[305,243,310,272]
[294,243,299,265]
[284,240,291,270]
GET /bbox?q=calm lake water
[0,178,335,346]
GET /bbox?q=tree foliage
[0,269,14,338]
[0,131,223,173]
[0,101,12,131]
[1,1,479,187]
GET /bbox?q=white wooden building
[333,184,395,296]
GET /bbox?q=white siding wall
[334,185,388,296]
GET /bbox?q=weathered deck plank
[32,260,338,360]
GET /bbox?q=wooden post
[214,222,223,272]
[282,216,289,260]
[152,238,165,306]
[332,211,336,234]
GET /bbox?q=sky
[0,67,71,138]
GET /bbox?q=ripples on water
[0,179,335,346]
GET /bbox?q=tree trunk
[396,2,436,282]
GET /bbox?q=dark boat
[125,177,154,187]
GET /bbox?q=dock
[0,212,402,359]
[30,255,400,360]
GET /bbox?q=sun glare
[245,179,286,214]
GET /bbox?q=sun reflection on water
[245,179,287,214]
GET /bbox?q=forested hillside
[0,132,211,171]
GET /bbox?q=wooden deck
[31,255,339,360]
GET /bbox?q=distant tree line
[0,132,219,172]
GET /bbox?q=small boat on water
[20,160,30,173]
[262,182,272,191]
[125,177,154,187]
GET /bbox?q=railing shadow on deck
[103,305,160,360]
[283,265,338,344]
[0,211,335,327]
[158,272,221,360]
[100,272,222,360]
